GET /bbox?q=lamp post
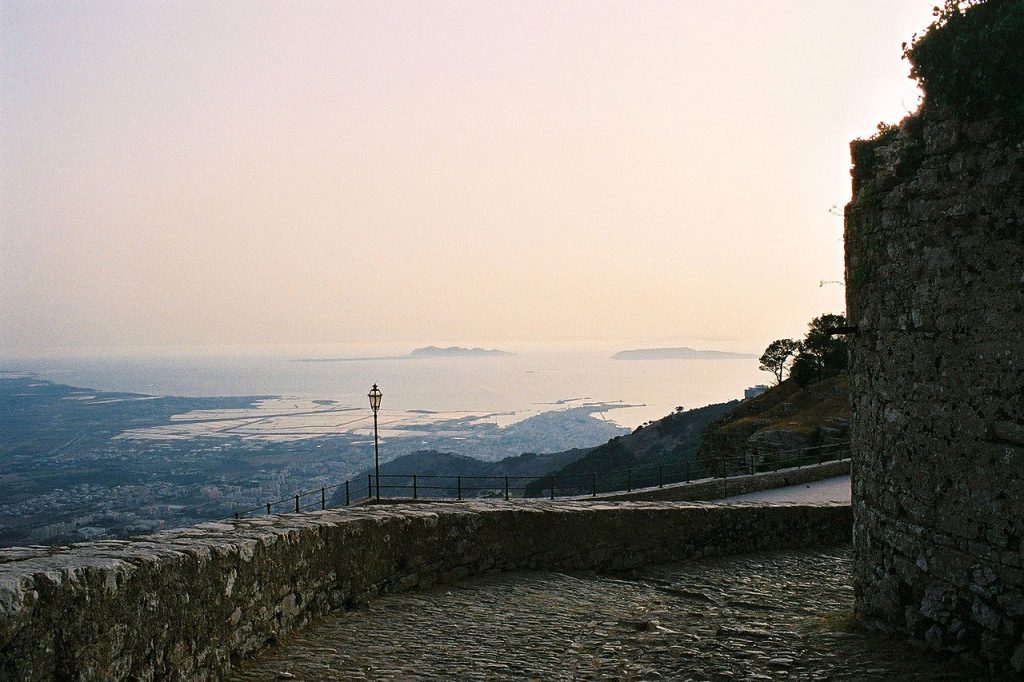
[368,383,382,500]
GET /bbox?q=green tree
[759,338,800,384]
[791,313,849,386]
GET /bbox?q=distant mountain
[409,346,513,358]
[612,347,756,360]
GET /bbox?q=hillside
[696,375,851,473]
[522,400,739,496]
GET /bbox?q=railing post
[504,476,509,501]
[413,474,418,500]
[267,502,271,515]
[321,487,326,510]
[627,468,632,492]
[591,472,596,497]
[345,480,350,506]
[234,512,239,520]
[658,464,663,488]
[368,474,372,500]
[549,475,555,500]
[295,495,300,513]
[686,461,690,482]
[457,475,462,500]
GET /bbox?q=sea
[2,349,767,430]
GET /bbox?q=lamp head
[368,383,382,412]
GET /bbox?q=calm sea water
[3,352,766,429]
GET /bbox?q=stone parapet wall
[591,458,849,502]
[0,501,851,680]
[845,106,1024,673]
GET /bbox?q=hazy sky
[1,1,935,356]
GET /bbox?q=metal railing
[224,480,355,520]
[225,441,849,520]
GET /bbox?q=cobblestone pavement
[231,546,985,681]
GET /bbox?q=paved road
[231,546,980,681]
[720,475,851,504]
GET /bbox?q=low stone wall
[0,501,851,680]
[591,458,849,502]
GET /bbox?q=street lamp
[368,383,382,500]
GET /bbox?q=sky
[1,0,937,357]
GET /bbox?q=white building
[744,385,770,399]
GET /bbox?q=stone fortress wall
[0,500,851,680]
[845,104,1023,672]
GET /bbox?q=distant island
[409,346,513,358]
[612,347,756,360]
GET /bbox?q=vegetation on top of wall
[850,1,1021,197]
[850,123,900,194]
[904,0,1024,127]
[849,115,927,198]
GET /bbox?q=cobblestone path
[231,546,984,681]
